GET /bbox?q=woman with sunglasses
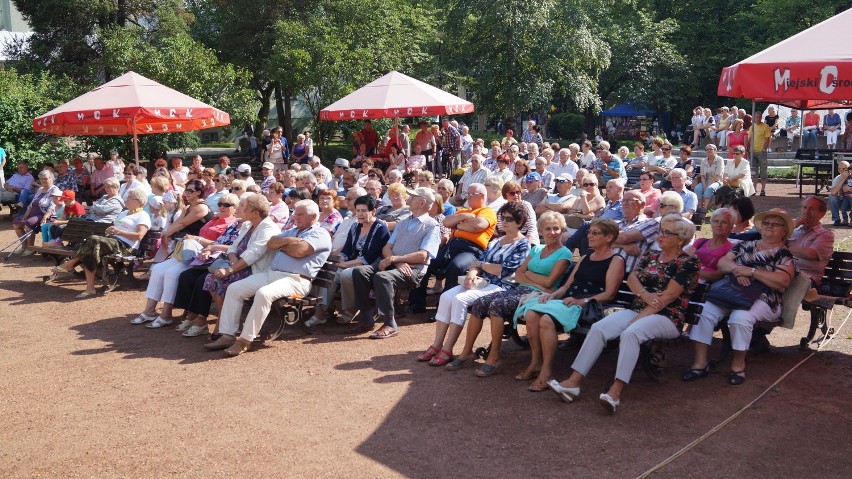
[417,202,530,370]
[132,179,218,329]
[204,173,229,214]
[495,181,539,245]
[549,214,699,413]
[565,175,605,228]
[684,209,794,386]
[118,166,144,203]
[517,217,622,391]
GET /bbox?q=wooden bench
[29,218,111,265]
[258,254,341,342]
[102,229,163,292]
[800,251,852,349]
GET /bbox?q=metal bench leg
[801,308,824,349]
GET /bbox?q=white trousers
[145,258,190,304]
[689,299,778,351]
[434,284,503,326]
[219,270,311,341]
[571,309,680,384]
[825,129,840,145]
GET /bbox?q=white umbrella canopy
[320,71,474,121]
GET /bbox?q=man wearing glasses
[611,190,660,273]
[667,168,698,219]
[535,174,576,217]
[647,143,678,185]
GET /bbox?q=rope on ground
[636,306,851,479]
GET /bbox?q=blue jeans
[803,129,818,149]
[828,194,850,222]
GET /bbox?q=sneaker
[10,246,24,255]
[304,316,326,328]
[759,191,766,196]
[182,325,209,337]
[335,312,354,324]
[21,249,34,256]
[174,319,193,332]
[14,202,24,208]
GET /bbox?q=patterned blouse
[213,220,243,246]
[320,209,343,235]
[55,173,78,192]
[631,251,700,328]
[478,237,531,287]
[730,240,794,311]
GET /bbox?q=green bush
[547,112,585,142]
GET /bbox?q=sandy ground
[0,183,850,478]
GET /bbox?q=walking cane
[1,229,35,260]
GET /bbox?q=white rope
[636,306,851,479]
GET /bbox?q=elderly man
[409,182,497,311]
[2,162,35,207]
[594,141,624,184]
[205,200,331,356]
[522,172,549,208]
[611,190,660,273]
[451,154,489,206]
[308,155,333,187]
[364,179,385,209]
[787,196,835,299]
[533,156,555,189]
[89,156,114,200]
[667,168,698,219]
[236,163,256,186]
[522,119,536,144]
[348,187,441,338]
[535,174,575,216]
[435,179,457,215]
[332,158,349,194]
[331,187,369,253]
[549,147,579,179]
[441,118,462,174]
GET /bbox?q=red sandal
[428,349,453,367]
[416,345,440,362]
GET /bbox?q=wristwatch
[750,267,756,276]
[584,298,589,304]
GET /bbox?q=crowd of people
[1,117,842,415]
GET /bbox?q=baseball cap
[261,162,275,170]
[60,189,75,200]
[524,172,542,182]
[554,173,573,183]
[334,158,350,168]
[406,187,436,205]
[236,164,251,174]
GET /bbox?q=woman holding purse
[684,208,794,386]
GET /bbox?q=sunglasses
[660,203,678,208]
[555,179,570,183]
[761,220,785,228]
[212,178,221,182]
[587,230,603,236]
[218,202,235,208]
[506,190,522,196]
[229,187,243,192]
[184,189,197,194]
[368,173,378,177]
[582,182,596,187]
[501,216,517,223]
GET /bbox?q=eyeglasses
[212,178,221,182]
[733,151,744,155]
[640,177,652,181]
[582,182,596,187]
[501,216,516,223]
[761,220,786,228]
[229,187,243,192]
[587,230,603,236]
[660,203,678,208]
[506,190,522,196]
[184,189,197,194]
[623,198,643,204]
[659,229,678,237]
[218,202,235,208]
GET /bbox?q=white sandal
[146,316,173,329]
[131,313,157,325]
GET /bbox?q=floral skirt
[202,268,251,297]
[468,285,536,319]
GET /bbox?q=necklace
[127,207,143,214]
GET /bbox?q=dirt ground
[1,182,850,478]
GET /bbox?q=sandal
[445,357,470,371]
[528,379,549,392]
[74,291,96,300]
[681,365,710,382]
[368,326,399,339]
[428,349,453,367]
[146,316,173,329]
[416,345,440,362]
[474,361,503,378]
[729,370,746,385]
[52,265,73,274]
[514,368,541,381]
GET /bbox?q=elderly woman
[131,179,222,328]
[292,134,309,164]
[485,176,507,211]
[83,177,124,223]
[118,166,144,202]
[306,195,391,327]
[518,218,624,390]
[448,211,574,374]
[565,174,605,226]
[417,202,530,368]
[685,208,735,283]
[56,188,151,298]
[54,160,77,193]
[376,183,411,232]
[12,170,61,254]
[684,209,794,386]
[317,189,343,235]
[549,214,699,413]
[71,157,90,194]
[173,194,280,337]
[496,181,539,245]
[723,145,755,197]
[513,160,532,183]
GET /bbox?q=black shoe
[759,191,766,196]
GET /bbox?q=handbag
[705,274,766,310]
[174,238,203,264]
[207,257,231,273]
[458,275,488,290]
[578,299,605,327]
[189,251,221,270]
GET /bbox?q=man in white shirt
[549,148,579,179]
[451,154,488,206]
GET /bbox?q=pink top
[728,130,748,158]
[693,238,734,275]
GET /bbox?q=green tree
[0,69,80,174]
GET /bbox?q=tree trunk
[283,88,293,142]
[255,84,275,138]
[274,83,285,137]
[583,108,596,137]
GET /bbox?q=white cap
[236,164,251,174]
[261,162,275,170]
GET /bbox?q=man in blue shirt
[205,199,331,356]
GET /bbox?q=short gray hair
[125,188,148,204]
[294,199,319,218]
[661,213,696,246]
[103,177,120,189]
[38,170,55,180]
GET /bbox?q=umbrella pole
[132,118,140,167]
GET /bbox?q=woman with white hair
[685,208,735,283]
[548,214,699,413]
[12,170,60,254]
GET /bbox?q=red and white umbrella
[320,71,474,121]
[33,71,230,164]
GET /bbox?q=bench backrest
[63,218,111,245]
[134,229,163,257]
[310,254,341,291]
[818,251,852,298]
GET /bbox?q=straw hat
[754,208,794,239]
